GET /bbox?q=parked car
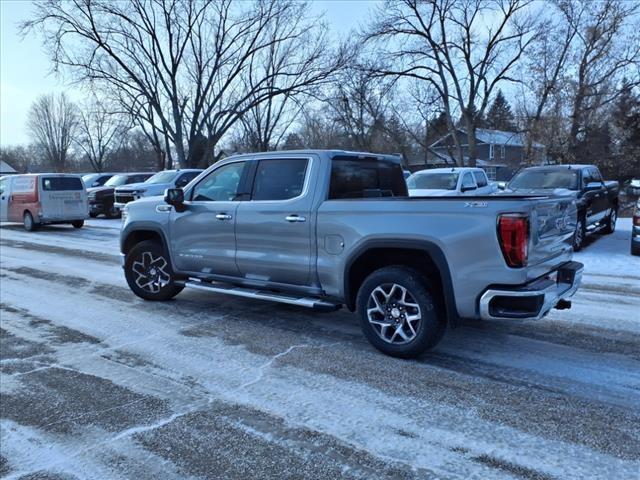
[506,165,619,251]
[407,168,495,196]
[82,172,116,188]
[114,169,202,210]
[632,199,640,256]
[0,174,88,231]
[88,172,154,218]
[120,150,582,358]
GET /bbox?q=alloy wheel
[366,283,422,344]
[131,251,171,294]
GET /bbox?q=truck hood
[408,189,457,197]
[504,187,577,197]
[116,183,169,196]
[87,186,115,197]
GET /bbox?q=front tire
[23,212,39,232]
[356,266,445,358]
[124,240,184,301]
[72,220,84,229]
[573,216,586,251]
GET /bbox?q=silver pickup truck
[120,150,583,357]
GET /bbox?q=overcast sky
[0,0,380,147]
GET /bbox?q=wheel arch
[343,240,461,327]
[121,227,169,256]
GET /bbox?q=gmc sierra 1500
[120,150,583,357]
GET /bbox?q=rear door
[169,161,249,275]
[581,168,606,225]
[0,177,10,221]
[235,157,314,286]
[40,176,86,219]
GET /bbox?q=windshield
[82,174,98,184]
[509,170,579,190]
[407,173,459,190]
[105,174,131,187]
[145,171,177,184]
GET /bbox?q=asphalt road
[1,219,639,479]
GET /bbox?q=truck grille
[115,192,136,204]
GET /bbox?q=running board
[183,279,341,311]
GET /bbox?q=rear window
[42,177,83,191]
[407,172,458,190]
[329,156,407,199]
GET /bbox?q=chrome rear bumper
[479,261,583,321]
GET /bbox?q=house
[423,128,546,180]
[0,160,18,176]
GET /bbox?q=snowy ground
[0,218,639,479]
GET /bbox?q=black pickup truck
[507,165,619,250]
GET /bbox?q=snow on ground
[0,218,639,479]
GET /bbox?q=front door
[169,161,249,276]
[235,157,314,286]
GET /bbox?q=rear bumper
[479,261,583,321]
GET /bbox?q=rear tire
[356,266,445,358]
[124,240,184,301]
[573,216,586,251]
[23,212,39,232]
[602,208,617,234]
[72,220,84,229]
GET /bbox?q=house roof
[431,128,545,149]
[0,160,17,174]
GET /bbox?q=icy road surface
[1,218,639,479]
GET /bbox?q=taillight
[498,214,529,268]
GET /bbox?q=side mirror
[585,182,601,191]
[164,188,184,209]
[461,184,477,192]
[92,181,100,187]
[497,182,507,190]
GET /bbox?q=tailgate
[528,196,577,265]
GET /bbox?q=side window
[582,170,594,187]
[461,173,476,189]
[127,175,145,184]
[251,159,308,201]
[473,171,488,187]
[591,168,603,183]
[191,162,246,202]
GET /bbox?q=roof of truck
[523,164,593,170]
[225,150,403,163]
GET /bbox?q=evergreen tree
[484,90,516,131]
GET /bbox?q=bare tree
[76,97,129,172]
[518,1,581,162]
[365,0,537,166]
[328,66,396,151]
[27,93,78,172]
[24,0,345,167]
[566,0,640,162]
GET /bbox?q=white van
[0,174,88,231]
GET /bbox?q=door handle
[285,215,306,223]
[216,213,232,220]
